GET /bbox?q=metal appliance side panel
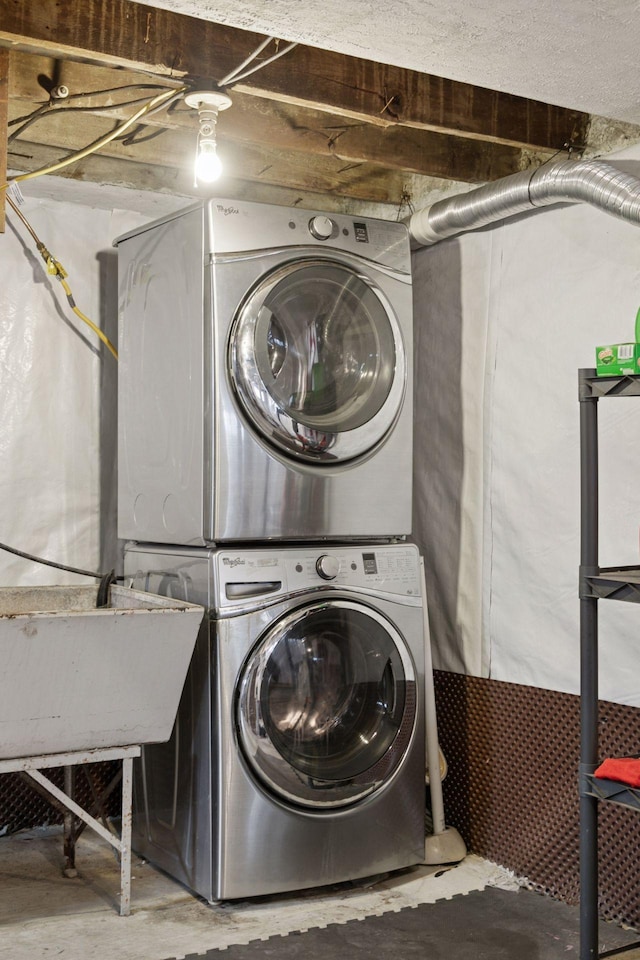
[124,544,215,607]
[208,259,414,541]
[117,207,207,545]
[124,546,217,901]
[214,594,425,899]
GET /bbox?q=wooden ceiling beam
[6,128,422,206]
[0,0,589,154]
[8,53,540,185]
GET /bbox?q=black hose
[96,570,116,607]
[0,539,104,579]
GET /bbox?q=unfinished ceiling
[1,0,639,223]
[147,0,640,125]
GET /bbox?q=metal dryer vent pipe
[408,158,640,247]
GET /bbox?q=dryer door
[229,259,406,463]
[236,599,417,808]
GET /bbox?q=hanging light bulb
[194,136,223,183]
[184,90,232,185]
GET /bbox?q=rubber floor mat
[173,886,638,960]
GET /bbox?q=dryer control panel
[203,198,411,273]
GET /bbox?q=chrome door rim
[236,599,417,809]
[229,259,406,464]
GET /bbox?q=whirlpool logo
[222,557,246,568]
[216,204,239,217]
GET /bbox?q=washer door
[236,600,417,809]
[229,259,406,463]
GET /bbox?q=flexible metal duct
[408,158,640,247]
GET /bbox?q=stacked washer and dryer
[116,199,425,901]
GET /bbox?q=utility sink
[0,585,205,760]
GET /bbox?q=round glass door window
[229,260,406,463]
[236,600,417,808]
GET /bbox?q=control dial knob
[309,215,335,241]
[316,554,340,580]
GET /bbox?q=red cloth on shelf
[594,757,640,788]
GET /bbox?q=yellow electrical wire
[1,84,187,359]
[5,194,118,360]
[0,84,187,193]
[59,276,119,361]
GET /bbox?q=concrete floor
[0,826,637,960]
[0,825,516,959]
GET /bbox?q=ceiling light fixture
[184,90,232,185]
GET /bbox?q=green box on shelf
[595,343,640,376]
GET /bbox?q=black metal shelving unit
[579,368,640,960]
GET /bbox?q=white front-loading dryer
[116,199,413,544]
[125,541,425,901]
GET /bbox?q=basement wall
[0,197,155,587]
[412,140,640,707]
[411,141,640,927]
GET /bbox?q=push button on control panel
[316,555,340,580]
[309,215,335,241]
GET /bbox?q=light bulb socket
[184,90,233,113]
[198,116,217,138]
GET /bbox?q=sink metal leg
[63,765,78,877]
[1,746,140,915]
[119,756,133,917]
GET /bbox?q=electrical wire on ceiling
[7,81,182,143]
[218,37,298,88]
[5,192,118,360]
[217,35,274,85]
[21,89,187,177]
[6,36,297,154]
[9,81,176,118]
[1,84,187,191]
[117,124,169,148]
[113,89,186,145]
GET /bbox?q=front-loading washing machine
[124,541,425,901]
[116,198,413,545]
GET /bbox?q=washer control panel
[216,544,421,605]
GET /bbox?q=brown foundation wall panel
[0,763,120,834]
[434,671,640,928]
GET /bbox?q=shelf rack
[579,368,640,960]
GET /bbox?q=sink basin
[0,584,204,760]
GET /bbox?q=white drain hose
[420,558,467,864]
[420,557,447,835]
